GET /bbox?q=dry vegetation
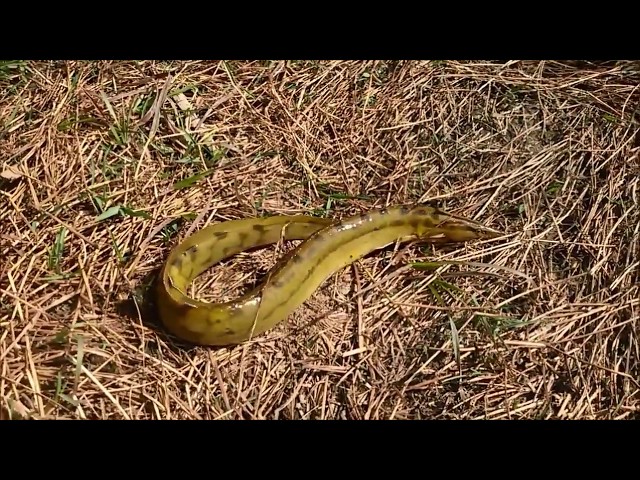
[1,60,638,420]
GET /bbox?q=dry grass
[1,60,638,420]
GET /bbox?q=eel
[156,205,502,346]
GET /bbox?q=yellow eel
[156,205,502,346]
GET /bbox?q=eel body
[156,205,502,346]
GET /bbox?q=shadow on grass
[114,266,204,354]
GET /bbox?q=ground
[0,60,638,420]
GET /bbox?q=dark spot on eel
[390,219,405,227]
[186,244,198,256]
[224,328,235,336]
[252,224,266,233]
[238,232,249,244]
[421,217,434,228]
[214,231,229,239]
[270,278,284,288]
[207,317,223,326]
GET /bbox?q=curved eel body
[156,206,502,346]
